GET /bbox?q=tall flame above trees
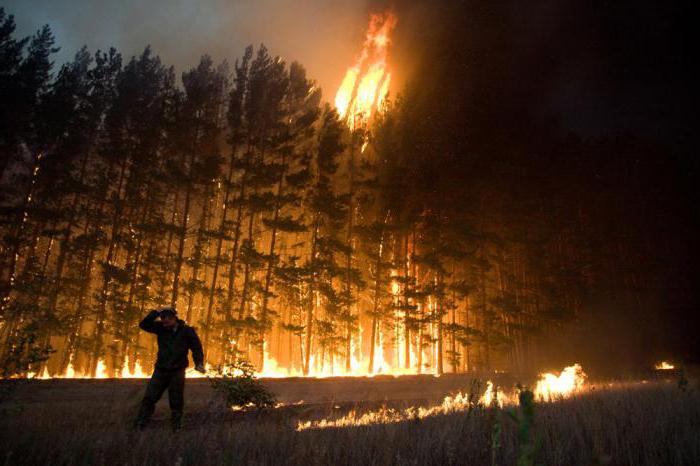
[335,12,397,128]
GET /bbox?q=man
[135,306,205,431]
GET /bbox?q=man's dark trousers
[136,368,186,430]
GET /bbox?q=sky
[3,0,374,103]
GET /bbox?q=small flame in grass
[479,381,512,408]
[533,363,587,401]
[297,382,512,431]
[655,361,674,370]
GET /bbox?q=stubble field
[1,373,698,466]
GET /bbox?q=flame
[335,11,397,128]
[297,380,509,431]
[256,328,425,378]
[29,356,151,379]
[94,359,109,378]
[655,361,674,370]
[479,381,511,408]
[533,363,587,401]
[298,364,587,430]
[120,355,149,378]
[65,361,77,378]
[258,345,303,378]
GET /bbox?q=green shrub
[209,359,277,410]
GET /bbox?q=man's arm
[139,310,162,334]
[188,328,205,370]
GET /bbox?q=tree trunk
[185,183,213,322]
[170,184,192,307]
[89,153,129,377]
[259,152,286,371]
[303,214,320,376]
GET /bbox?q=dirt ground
[8,371,520,413]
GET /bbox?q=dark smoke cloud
[382,0,693,142]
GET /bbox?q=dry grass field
[1,374,698,466]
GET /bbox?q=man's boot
[171,410,183,432]
[134,406,151,431]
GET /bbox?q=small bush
[209,359,277,410]
[0,323,53,378]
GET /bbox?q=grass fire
[0,1,697,465]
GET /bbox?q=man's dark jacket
[139,311,204,371]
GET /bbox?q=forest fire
[21,10,407,382]
[0,6,644,384]
[0,1,695,463]
[533,364,587,401]
[335,11,397,128]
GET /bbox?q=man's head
[159,306,178,329]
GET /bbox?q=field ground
[1,373,698,465]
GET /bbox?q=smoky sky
[388,0,692,144]
[3,0,375,102]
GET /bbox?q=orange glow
[335,11,397,128]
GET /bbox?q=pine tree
[88,47,173,376]
[256,61,319,370]
[0,8,29,181]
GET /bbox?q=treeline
[0,7,677,377]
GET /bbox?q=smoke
[4,0,373,100]
[374,0,693,142]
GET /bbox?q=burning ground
[1,368,699,465]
